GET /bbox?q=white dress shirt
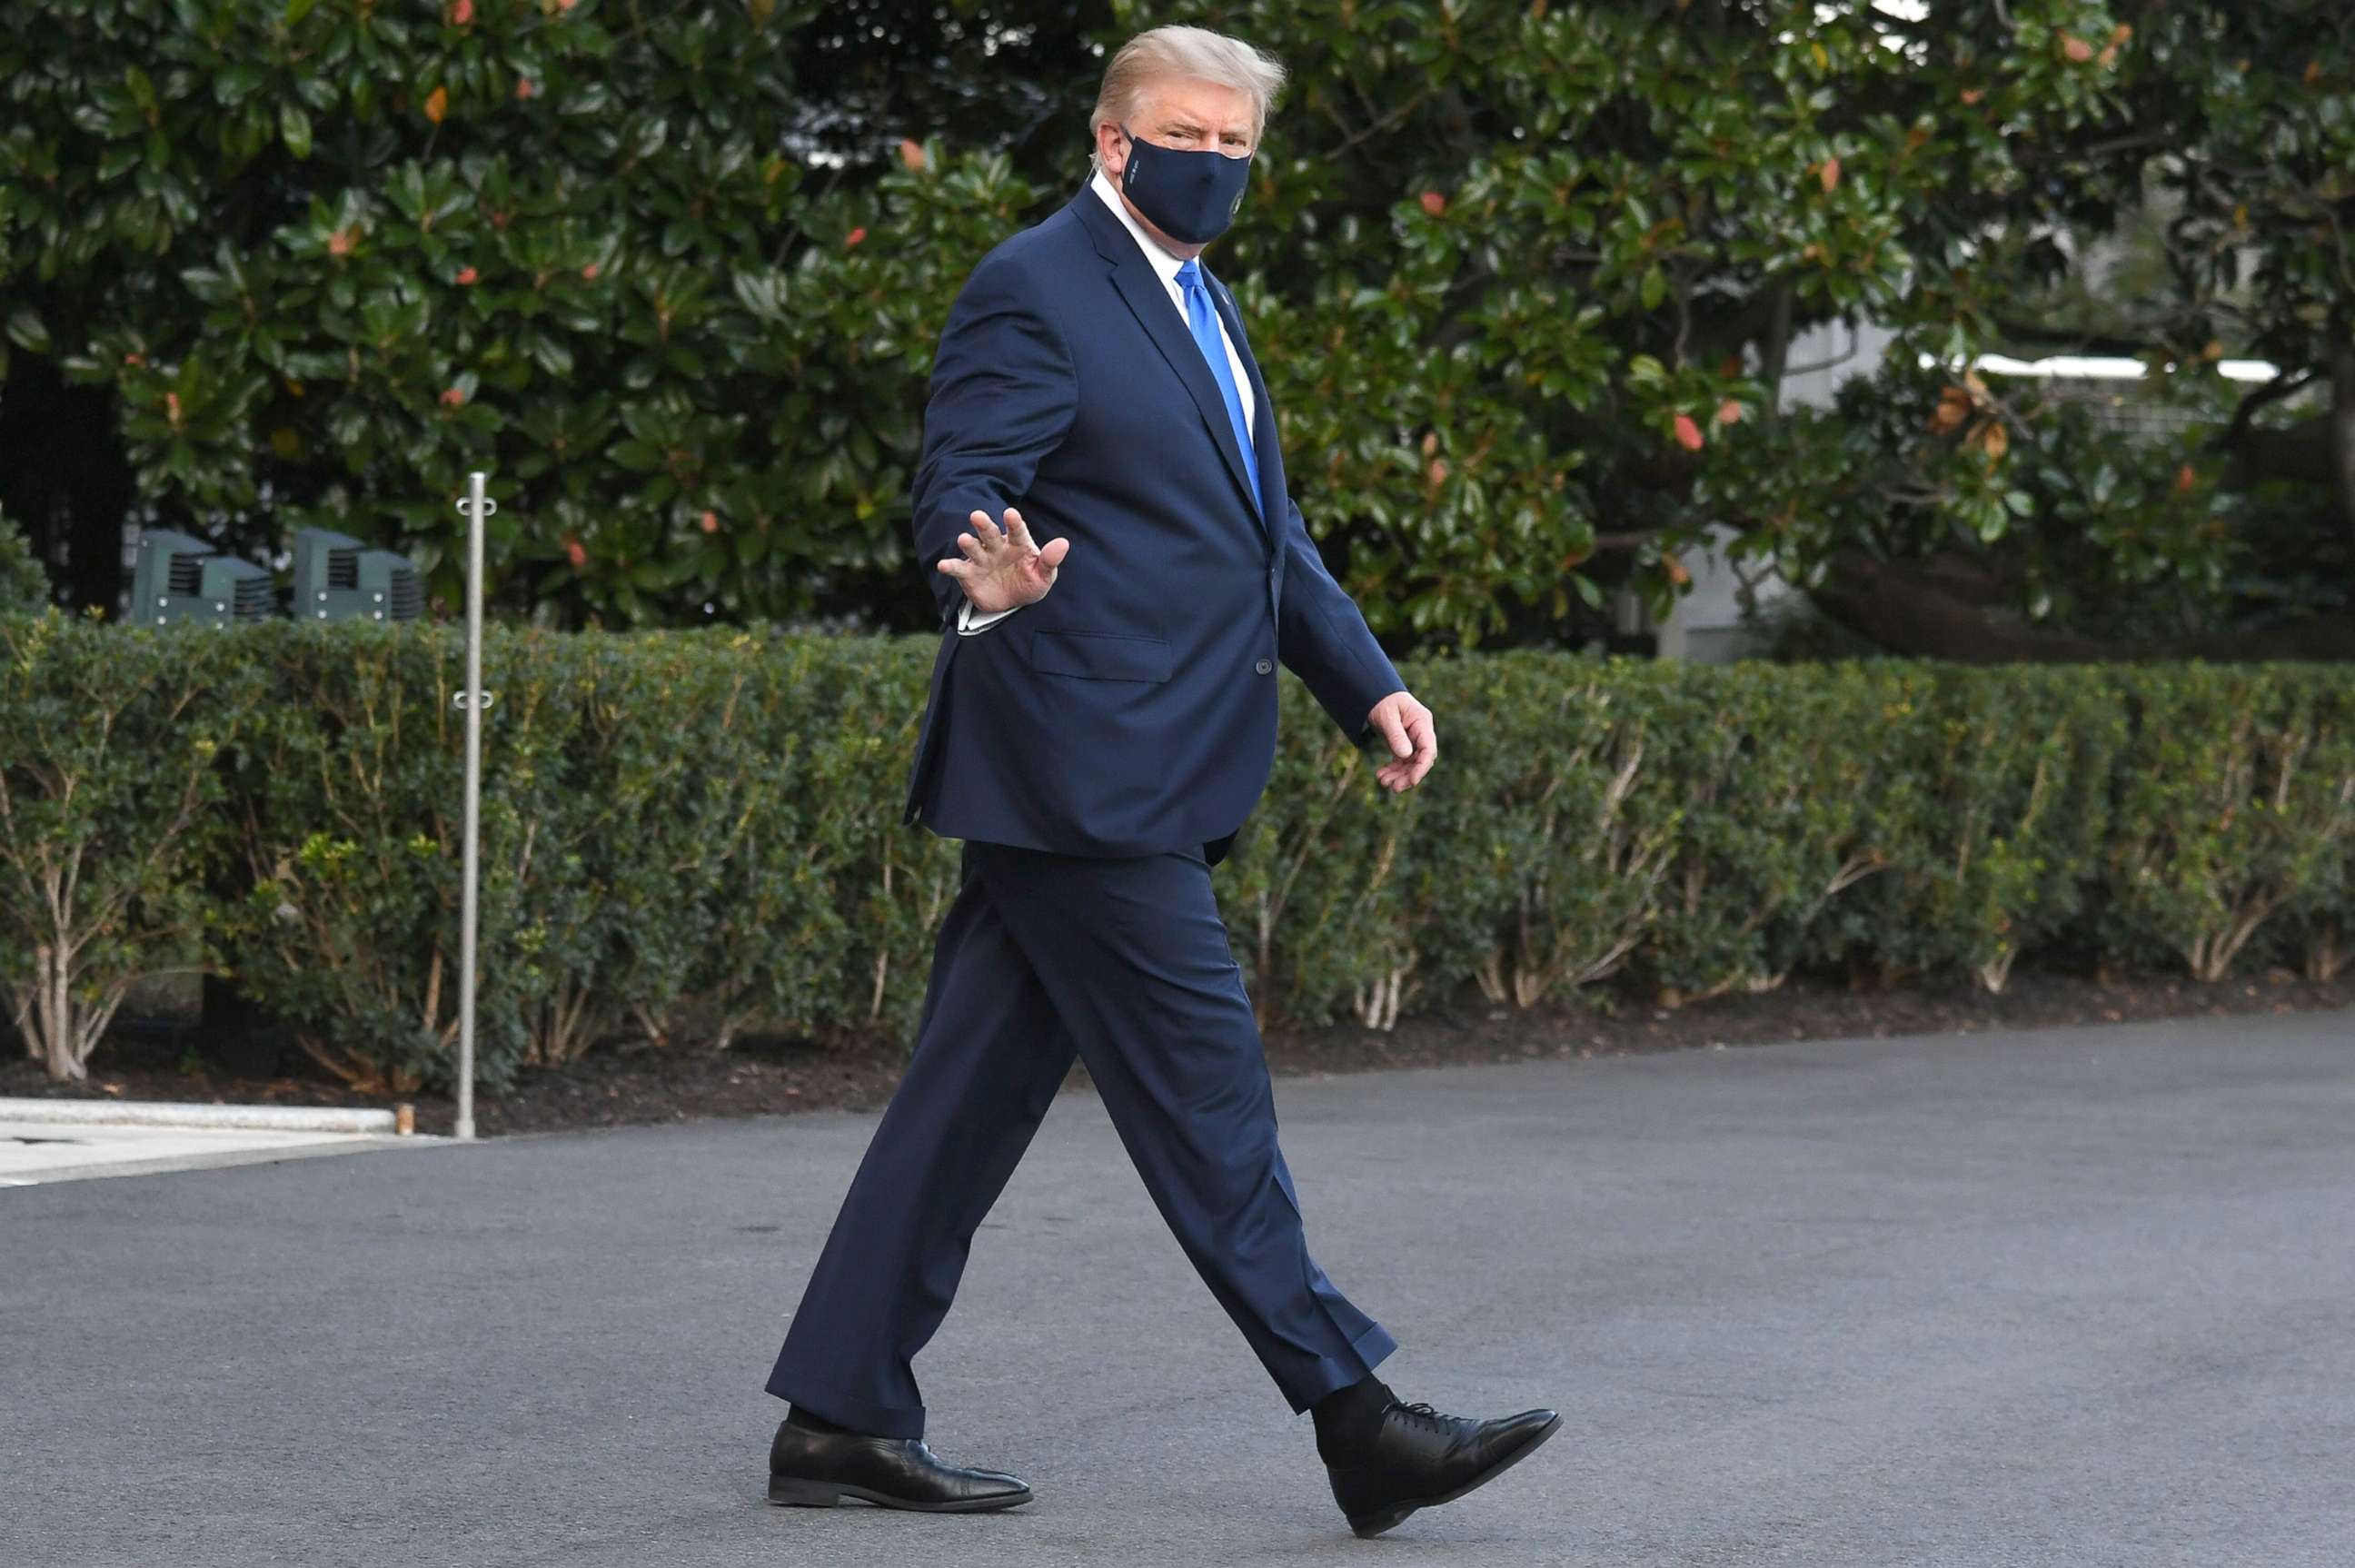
[955,164,1256,635]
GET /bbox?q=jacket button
[1254,658,1272,675]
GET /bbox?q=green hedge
[4,613,2351,1088]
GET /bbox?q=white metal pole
[454,471,492,1141]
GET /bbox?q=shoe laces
[1393,1400,1462,1436]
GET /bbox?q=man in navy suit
[763,25,1557,1539]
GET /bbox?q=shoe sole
[1346,1412,1564,1539]
[767,1475,1034,1513]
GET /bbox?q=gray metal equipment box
[130,529,276,627]
[293,526,424,622]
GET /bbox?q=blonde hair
[1088,25,1287,148]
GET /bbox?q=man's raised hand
[937,507,1069,614]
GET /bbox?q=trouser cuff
[764,1366,926,1441]
[1285,1321,1400,1414]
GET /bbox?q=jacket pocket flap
[1027,630,1173,683]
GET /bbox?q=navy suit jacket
[900,180,1405,864]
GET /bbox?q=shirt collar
[1090,163,1192,287]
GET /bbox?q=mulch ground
[5,960,2350,1139]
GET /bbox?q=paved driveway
[4,1012,2350,1566]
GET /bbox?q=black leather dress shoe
[1322,1399,1561,1538]
[767,1419,1033,1512]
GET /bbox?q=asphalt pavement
[4,1011,2350,1567]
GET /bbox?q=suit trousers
[764,837,1396,1439]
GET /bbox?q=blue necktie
[1175,258,1259,510]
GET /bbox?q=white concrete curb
[0,1097,401,1134]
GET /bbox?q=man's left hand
[1366,691,1436,794]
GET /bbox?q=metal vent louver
[132,530,211,625]
[197,555,275,625]
[373,552,424,621]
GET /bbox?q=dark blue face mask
[1117,123,1254,245]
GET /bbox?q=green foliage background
[3,2,2350,649]
[0,507,45,613]
[6,5,2354,1087]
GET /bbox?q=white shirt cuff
[957,598,1022,635]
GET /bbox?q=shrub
[4,624,2350,1087]
[0,613,253,1080]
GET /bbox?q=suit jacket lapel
[1073,185,1270,543]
